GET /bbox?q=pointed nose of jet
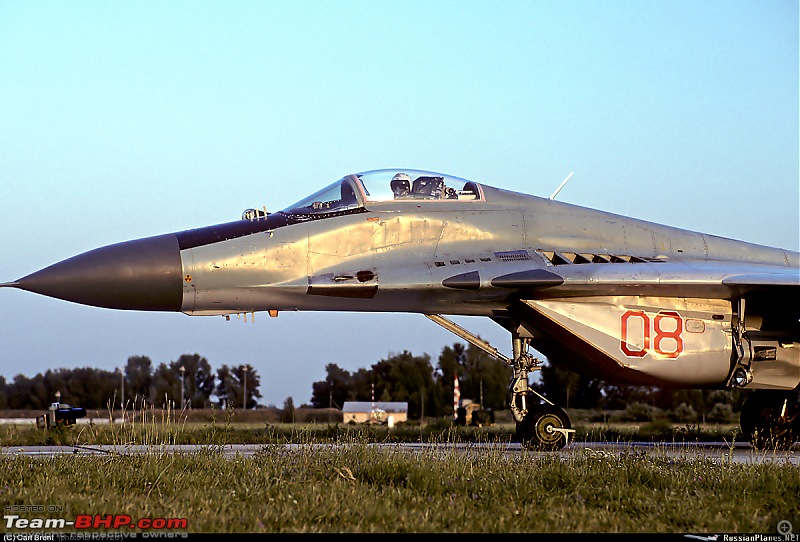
[12,234,183,311]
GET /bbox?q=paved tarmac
[2,441,797,464]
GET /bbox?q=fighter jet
[3,168,799,450]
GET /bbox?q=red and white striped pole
[453,373,460,420]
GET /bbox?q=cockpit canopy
[281,169,483,216]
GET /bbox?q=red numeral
[620,310,649,357]
[653,311,684,358]
[620,310,684,359]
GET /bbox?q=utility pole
[179,365,185,410]
[118,367,125,412]
[371,381,376,422]
[242,365,248,410]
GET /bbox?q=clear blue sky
[1,1,797,406]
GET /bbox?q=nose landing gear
[425,314,573,450]
[508,335,573,450]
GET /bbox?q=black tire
[740,390,799,451]
[516,404,571,451]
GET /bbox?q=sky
[1,1,797,407]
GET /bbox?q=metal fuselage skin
[180,183,799,391]
[183,184,797,315]
[183,187,530,317]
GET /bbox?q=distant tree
[351,367,376,403]
[436,343,465,417]
[435,342,514,414]
[150,363,179,408]
[238,364,261,409]
[622,401,657,422]
[665,389,707,417]
[612,386,745,417]
[671,402,698,423]
[437,343,465,383]
[281,396,295,423]
[214,365,234,409]
[534,360,603,410]
[2,368,119,410]
[172,354,215,408]
[125,356,153,407]
[43,370,69,405]
[7,374,38,409]
[369,350,436,419]
[215,364,260,409]
[707,389,735,407]
[0,376,7,409]
[459,343,510,411]
[597,382,657,410]
[707,402,734,423]
[30,374,49,409]
[310,363,353,409]
[58,367,117,409]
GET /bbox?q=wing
[480,257,800,389]
[489,258,799,300]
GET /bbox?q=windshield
[280,169,483,217]
[355,169,482,202]
[281,177,361,216]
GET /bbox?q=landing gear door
[523,296,734,387]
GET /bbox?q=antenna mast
[549,171,574,200]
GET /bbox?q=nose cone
[13,234,183,311]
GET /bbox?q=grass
[0,405,745,447]
[0,420,744,448]
[2,440,798,533]
[0,421,743,448]
[2,406,796,533]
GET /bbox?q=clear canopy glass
[355,169,481,202]
[281,177,361,216]
[281,169,482,216]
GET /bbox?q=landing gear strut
[425,315,573,450]
[508,335,573,450]
[739,390,799,451]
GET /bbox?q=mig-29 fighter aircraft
[3,169,799,449]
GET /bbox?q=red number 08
[620,310,684,359]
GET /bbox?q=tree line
[309,343,748,421]
[0,354,261,411]
[0,344,747,421]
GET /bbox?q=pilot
[390,173,412,199]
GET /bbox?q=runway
[2,441,798,464]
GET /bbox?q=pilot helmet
[391,173,412,194]
[392,172,411,183]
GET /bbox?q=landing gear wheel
[516,404,571,451]
[740,390,799,451]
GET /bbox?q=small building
[342,401,408,424]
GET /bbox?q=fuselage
[8,169,798,391]
[178,177,797,318]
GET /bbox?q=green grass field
[1,409,798,534]
[2,439,798,533]
[0,405,746,447]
